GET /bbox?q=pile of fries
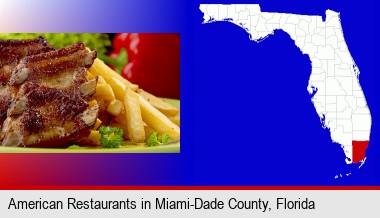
[86,58,180,145]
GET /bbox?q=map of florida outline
[200,4,372,164]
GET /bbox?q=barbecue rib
[1,42,98,147]
[0,37,54,127]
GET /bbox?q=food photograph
[0,33,180,153]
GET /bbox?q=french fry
[88,99,98,108]
[97,76,107,84]
[110,111,130,140]
[88,130,101,146]
[138,89,179,116]
[139,96,180,139]
[94,118,102,130]
[124,88,145,143]
[108,77,127,101]
[107,99,123,116]
[94,97,108,113]
[89,58,138,91]
[102,70,180,139]
[87,71,95,80]
[114,110,126,123]
[168,111,180,127]
[94,84,115,101]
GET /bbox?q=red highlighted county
[352,141,369,163]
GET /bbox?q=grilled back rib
[1,42,98,147]
[0,37,54,126]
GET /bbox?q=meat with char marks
[0,37,54,127]
[0,41,98,147]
